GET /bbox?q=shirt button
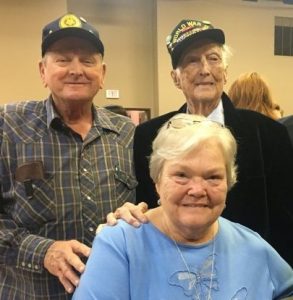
[34,265,39,270]
[89,227,94,232]
[86,195,91,200]
[27,263,32,268]
[83,168,87,172]
[21,262,25,267]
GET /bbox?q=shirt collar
[206,99,225,125]
[186,99,225,126]
[46,97,60,128]
[46,97,120,134]
[92,107,120,134]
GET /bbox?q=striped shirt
[0,98,137,299]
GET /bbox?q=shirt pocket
[114,165,137,190]
[113,164,137,204]
[13,173,56,232]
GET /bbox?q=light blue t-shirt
[73,217,293,300]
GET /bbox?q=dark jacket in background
[279,115,293,147]
[134,93,293,266]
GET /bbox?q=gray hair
[149,113,237,190]
[222,44,233,68]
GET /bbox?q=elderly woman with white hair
[73,113,293,300]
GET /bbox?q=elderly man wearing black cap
[111,19,293,267]
[0,13,136,299]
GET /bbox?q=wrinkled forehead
[180,39,223,59]
[46,36,99,54]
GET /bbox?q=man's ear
[39,60,47,88]
[155,182,160,197]
[171,69,181,89]
[223,67,228,85]
[99,63,107,89]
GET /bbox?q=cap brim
[171,28,225,68]
[41,27,104,56]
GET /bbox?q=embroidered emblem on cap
[59,14,82,29]
[166,20,213,53]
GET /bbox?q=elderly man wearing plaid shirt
[0,13,137,299]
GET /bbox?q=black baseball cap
[166,19,225,68]
[41,13,104,57]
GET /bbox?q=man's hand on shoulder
[106,202,149,227]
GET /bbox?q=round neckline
[146,218,221,249]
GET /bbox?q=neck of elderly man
[171,39,228,117]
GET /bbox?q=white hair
[149,113,237,190]
[221,44,233,68]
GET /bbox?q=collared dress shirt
[206,99,225,125]
[0,97,137,299]
[186,98,225,125]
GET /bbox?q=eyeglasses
[167,117,224,129]
[167,118,200,129]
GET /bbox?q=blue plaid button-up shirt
[0,98,137,299]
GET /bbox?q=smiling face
[156,139,228,243]
[39,36,106,104]
[171,40,227,113]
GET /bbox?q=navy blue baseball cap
[166,19,225,68]
[41,13,104,57]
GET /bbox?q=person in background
[108,18,293,267]
[74,114,293,300]
[228,71,282,120]
[228,71,293,149]
[104,104,129,117]
[0,13,136,299]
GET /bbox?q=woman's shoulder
[219,218,292,267]
[97,220,159,240]
[219,217,268,248]
[95,220,170,254]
